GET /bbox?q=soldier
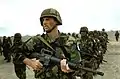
[2,36,7,60]
[3,37,11,62]
[11,33,26,79]
[14,8,81,79]
[79,27,97,79]
[6,37,12,61]
[0,38,2,55]
[8,36,12,45]
[72,32,76,38]
[101,28,108,53]
[92,30,104,67]
[88,31,94,38]
[115,31,119,41]
[101,28,108,42]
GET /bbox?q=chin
[45,30,51,33]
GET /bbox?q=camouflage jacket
[11,40,28,64]
[101,31,108,41]
[78,37,94,59]
[19,32,81,79]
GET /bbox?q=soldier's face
[42,17,57,32]
[81,32,87,37]
[14,37,21,42]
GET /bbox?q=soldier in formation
[2,36,11,62]
[1,8,106,79]
[101,28,108,42]
[0,38,2,55]
[12,8,82,79]
[115,31,119,41]
[11,33,26,79]
[78,27,96,79]
[67,27,108,79]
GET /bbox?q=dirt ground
[0,35,120,79]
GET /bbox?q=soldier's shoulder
[25,35,42,50]
[87,36,94,41]
[65,35,77,46]
[65,35,76,42]
[31,34,45,42]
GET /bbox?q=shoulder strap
[37,35,56,53]
[37,35,71,59]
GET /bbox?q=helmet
[102,28,105,31]
[80,26,88,34]
[88,31,93,35]
[14,33,21,39]
[40,8,62,26]
[68,33,71,35]
[93,30,98,33]
[72,32,76,37]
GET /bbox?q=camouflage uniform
[3,38,11,62]
[101,28,108,51]
[101,28,108,40]
[72,33,76,39]
[16,8,81,79]
[28,34,80,79]
[115,31,119,41]
[7,37,12,46]
[11,33,26,79]
[79,27,96,79]
[99,29,108,54]
[0,38,2,55]
[2,36,7,60]
[92,30,103,68]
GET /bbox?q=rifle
[79,50,107,62]
[30,48,104,76]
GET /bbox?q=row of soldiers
[1,8,108,79]
[0,29,108,79]
[0,36,12,62]
[60,27,108,79]
[9,27,108,79]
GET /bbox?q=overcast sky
[0,0,120,36]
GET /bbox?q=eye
[45,18,49,21]
[42,18,49,22]
[44,18,50,21]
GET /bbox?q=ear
[53,17,59,25]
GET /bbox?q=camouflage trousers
[34,67,76,79]
[35,74,76,79]
[80,58,97,79]
[81,72,93,79]
[14,63,26,79]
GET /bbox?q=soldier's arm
[60,36,81,73]
[21,37,43,70]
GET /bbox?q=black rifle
[79,50,107,62]
[30,48,104,76]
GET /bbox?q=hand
[60,59,73,73]
[23,58,43,71]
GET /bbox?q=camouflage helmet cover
[14,33,21,39]
[40,8,62,26]
[88,31,94,35]
[93,30,98,33]
[80,26,88,34]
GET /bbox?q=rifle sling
[37,35,70,59]
[37,36,56,53]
